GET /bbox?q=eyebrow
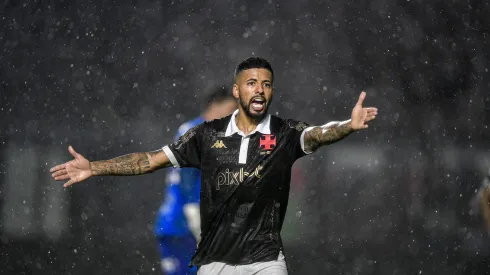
[246,78,272,83]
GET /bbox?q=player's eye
[264,83,271,88]
[247,82,255,86]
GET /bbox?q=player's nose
[255,85,264,94]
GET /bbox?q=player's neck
[235,110,264,135]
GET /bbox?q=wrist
[342,119,355,132]
[89,161,95,176]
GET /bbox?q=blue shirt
[154,117,204,236]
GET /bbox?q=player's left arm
[179,168,202,242]
[184,203,201,242]
[303,91,378,153]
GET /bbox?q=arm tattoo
[304,120,353,152]
[90,151,159,176]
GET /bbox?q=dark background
[1,0,490,274]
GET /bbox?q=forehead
[237,68,273,82]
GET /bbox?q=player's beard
[238,95,271,120]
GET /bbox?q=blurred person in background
[50,56,378,275]
[154,87,237,275]
[471,169,490,233]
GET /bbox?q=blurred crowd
[1,0,489,274]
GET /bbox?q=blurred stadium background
[1,0,490,274]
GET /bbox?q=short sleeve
[285,119,314,160]
[163,123,204,168]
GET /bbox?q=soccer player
[50,57,378,275]
[155,87,236,275]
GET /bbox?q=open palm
[351,91,378,130]
[50,146,92,187]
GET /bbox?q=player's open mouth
[251,97,265,112]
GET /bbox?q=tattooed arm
[303,92,378,153]
[50,145,172,187]
[90,151,170,176]
[303,120,353,153]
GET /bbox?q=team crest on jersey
[260,134,276,155]
[211,140,227,149]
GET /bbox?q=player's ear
[232,84,239,99]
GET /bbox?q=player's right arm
[303,92,378,153]
[50,145,172,187]
[52,123,204,188]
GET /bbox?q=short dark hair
[204,85,234,106]
[234,56,274,81]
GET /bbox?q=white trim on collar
[224,109,271,137]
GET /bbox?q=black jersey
[163,110,311,266]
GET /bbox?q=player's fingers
[366,113,376,119]
[52,169,68,178]
[365,115,376,121]
[366,108,378,114]
[365,111,377,118]
[50,163,65,173]
[63,179,76,188]
[55,174,71,181]
[68,145,80,159]
[356,91,366,106]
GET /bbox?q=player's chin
[249,107,267,118]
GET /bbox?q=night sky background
[1,0,490,274]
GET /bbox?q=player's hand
[351,91,378,130]
[50,146,92,187]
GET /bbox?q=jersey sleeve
[163,123,204,169]
[285,119,314,160]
